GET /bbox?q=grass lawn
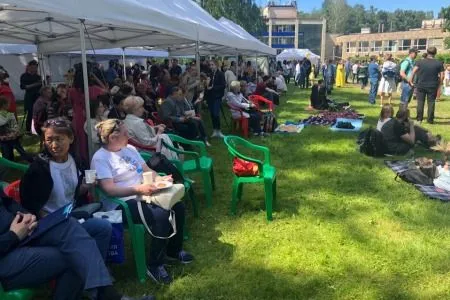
[14,83,450,299]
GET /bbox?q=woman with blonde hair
[91,119,193,285]
[122,95,179,159]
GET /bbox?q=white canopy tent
[276,49,320,65]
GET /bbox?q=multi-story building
[335,19,450,60]
[260,1,326,59]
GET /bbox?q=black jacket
[20,151,87,216]
[206,70,226,101]
[0,193,27,258]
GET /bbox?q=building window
[259,36,269,45]
[384,40,398,51]
[358,41,369,52]
[370,41,382,52]
[272,37,294,45]
[346,42,357,53]
[272,25,295,33]
[413,38,427,50]
[399,39,411,51]
[428,38,443,49]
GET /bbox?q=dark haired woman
[20,118,112,266]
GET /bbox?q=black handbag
[146,153,184,184]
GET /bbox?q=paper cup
[143,171,154,184]
[85,170,97,184]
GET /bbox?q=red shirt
[255,83,266,96]
[0,83,16,114]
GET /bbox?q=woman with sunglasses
[92,119,193,285]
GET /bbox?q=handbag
[233,157,259,177]
[93,210,125,264]
[137,184,184,239]
[70,202,102,220]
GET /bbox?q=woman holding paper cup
[20,117,113,262]
[92,119,193,285]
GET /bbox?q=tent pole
[122,47,126,80]
[80,20,94,160]
[195,25,201,81]
[36,44,45,85]
[255,53,258,79]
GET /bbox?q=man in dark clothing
[20,60,42,132]
[205,60,226,138]
[169,59,182,78]
[381,107,440,155]
[310,80,327,109]
[255,76,280,105]
[409,47,445,124]
[303,58,312,88]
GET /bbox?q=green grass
[16,84,450,299]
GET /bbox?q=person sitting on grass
[380,107,440,155]
[92,119,193,285]
[309,79,328,110]
[123,95,179,159]
[0,96,32,162]
[376,104,394,131]
[226,81,266,137]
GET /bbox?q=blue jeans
[0,218,112,296]
[81,217,112,260]
[400,82,413,104]
[369,78,379,104]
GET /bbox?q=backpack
[358,128,386,157]
[395,59,412,83]
[261,111,277,133]
[382,68,397,79]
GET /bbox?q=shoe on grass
[147,265,172,284]
[166,250,194,264]
[121,296,155,300]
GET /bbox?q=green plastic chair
[95,187,147,283]
[162,134,215,207]
[0,284,34,300]
[0,157,29,172]
[139,151,198,217]
[223,135,277,221]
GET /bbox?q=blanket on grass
[384,160,450,202]
[300,111,363,126]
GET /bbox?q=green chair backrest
[0,157,29,173]
[224,135,271,172]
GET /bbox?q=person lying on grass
[380,107,441,155]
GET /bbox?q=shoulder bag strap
[137,200,177,239]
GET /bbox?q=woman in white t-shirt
[376,104,394,131]
[378,54,397,106]
[92,119,192,285]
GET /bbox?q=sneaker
[166,250,194,265]
[216,131,225,138]
[210,130,218,138]
[205,140,211,147]
[147,265,172,284]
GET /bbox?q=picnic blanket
[300,111,363,126]
[385,160,450,202]
[274,122,304,134]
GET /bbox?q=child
[84,96,106,152]
[0,96,32,162]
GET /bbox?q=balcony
[271,31,296,37]
[271,44,295,49]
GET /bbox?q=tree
[322,0,350,33]
[441,6,450,49]
[200,0,266,35]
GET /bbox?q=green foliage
[302,2,434,34]
[200,0,265,35]
[436,53,450,64]
[441,6,450,31]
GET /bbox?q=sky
[254,0,446,17]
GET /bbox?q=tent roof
[0,1,256,55]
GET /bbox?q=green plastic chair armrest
[0,157,29,172]
[167,134,207,156]
[95,187,135,235]
[162,140,200,158]
[231,137,271,164]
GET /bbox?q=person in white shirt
[295,61,301,86]
[223,64,237,91]
[275,71,287,93]
[122,95,180,159]
[376,104,394,131]
[352,62,359,84]
[92,118,192,284]
[378,54,397,106]
[226,81,264,136]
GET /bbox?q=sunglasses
[43,118,71,128]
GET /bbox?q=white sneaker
[210,130,218,138]
[205,141,211,147]
[216,131,225,138]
